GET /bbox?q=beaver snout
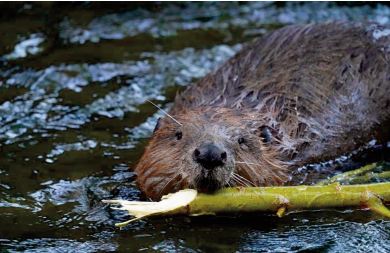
[193,143,227,170]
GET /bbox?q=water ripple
[0,45,239,143]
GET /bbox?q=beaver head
[135,107,289,200]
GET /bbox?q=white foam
[4,33,45,60]
[372,28,390,40]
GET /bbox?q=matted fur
[136,22,390,200]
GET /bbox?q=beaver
[135,22,390,200]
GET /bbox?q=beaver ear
[258,125,278,144]
[259,126,272,143]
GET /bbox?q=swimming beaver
[135,22,390,200]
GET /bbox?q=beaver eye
[238,137,245,144]
[153,117,161,133]
[175,131,183,140]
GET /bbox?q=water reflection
[239,219,390,252]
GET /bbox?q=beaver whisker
[230,174,244,186]
[226,180,232,187]
[233,174,253,187]
[242,162,262,185]
[232,172,255,187]
[158,169,183,197]
[147,99,182,126]
[236,161,262,166]
[232,160,254,187]
[235,173,255,187]
[231,173,251,187]
[173,175,188,192]
[230,176,243,187]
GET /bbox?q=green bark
[104,182,390,227]
[317,163,390,185]
[189,183,390,215]
[316,163,378,185]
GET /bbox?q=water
[0,2,389,252]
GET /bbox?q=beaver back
[173,22,390,166]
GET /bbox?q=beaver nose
[193,143,227,170]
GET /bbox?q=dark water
[0,2,390,252]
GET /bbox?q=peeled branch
[103,182,390,227]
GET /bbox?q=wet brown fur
[136,22,390,200]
